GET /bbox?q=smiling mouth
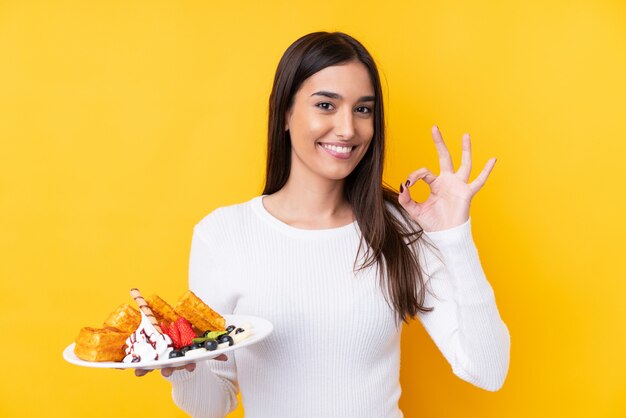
[318,143,356,154]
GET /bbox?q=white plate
[63,314,273,370]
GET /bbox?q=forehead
[298,61,374,98]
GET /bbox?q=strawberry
[160,321,174,345]
[176,317,197,347]
[165,321,182,349]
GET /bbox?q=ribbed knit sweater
[166,196,510,418]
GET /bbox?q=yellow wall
[1,1,624,417]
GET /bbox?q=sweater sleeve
[163,224,239,417]
[416,219,510,391]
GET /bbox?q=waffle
[174,290,226,332]
[74,327,129,362]
[146,293,180,324]
[103,304,141,333]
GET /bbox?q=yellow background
[1,0,625,417]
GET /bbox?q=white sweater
[166,196,510,418]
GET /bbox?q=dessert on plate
[73,327,129,362]
[72,288,253,365]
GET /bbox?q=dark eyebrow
[311,90,375,102]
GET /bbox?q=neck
[278,178,346,216]
[263,168,353,229]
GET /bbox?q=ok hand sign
[398,126,496,232]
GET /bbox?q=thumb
[398,182,422,220]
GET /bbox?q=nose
[334,108,355,140]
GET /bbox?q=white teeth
[321,144,353,154]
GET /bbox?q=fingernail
[405,179,411,187]
[400,183,404,193]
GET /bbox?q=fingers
[160,363,196,378]
[431,125,454,173]
[161,367,175,378]
[136,353,227,378]
[156,354,231,378]
[399,167,437,218]
[399,168,434,219]
[398,182,422,220]
[405,167,436,187]
[469,157,497,194]
[135,368,152,377]
[457,133,472,181]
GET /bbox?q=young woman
[140,32,510,417]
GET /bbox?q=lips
[318,143,356,160]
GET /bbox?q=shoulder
[194,196,262,238]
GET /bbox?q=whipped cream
[123,312,172,363]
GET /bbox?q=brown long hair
[263,32,433,322]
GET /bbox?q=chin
[319,167,356,181]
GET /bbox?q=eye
[355,106,372,115]
[316,102,335,111]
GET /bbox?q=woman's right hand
[135,354,228,377]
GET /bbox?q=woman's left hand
[398,125,496,232]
